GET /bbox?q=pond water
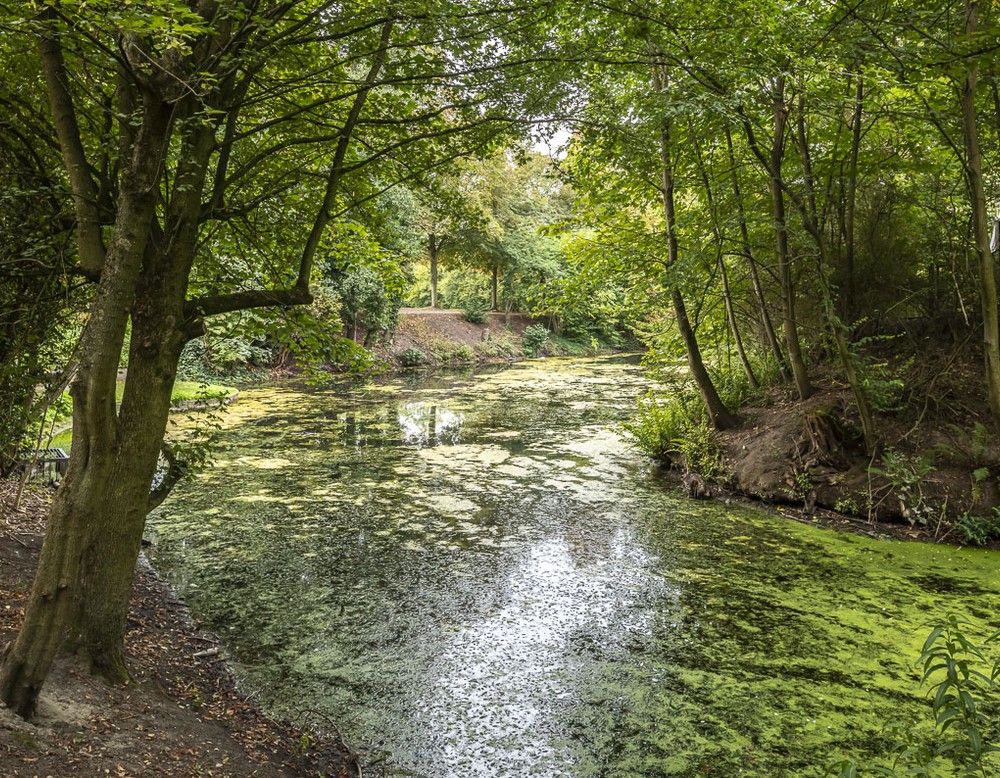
[147,356,1000,777]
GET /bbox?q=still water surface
[148,356,1000,777]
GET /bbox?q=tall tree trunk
[491,266,499,310]
[429,232,438,308]
[793,96,877,452]
[692,134,759,389]
[718,255,759,389]
[672,288,739,429]
[767,77,813,400]
[960,0,1000,427]
[651,60,737,429]
[76,116,216,677]
[0,91,173,718]
[843,68,864,322]
[724,125,789,381]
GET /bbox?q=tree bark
[792,95,877,452]
[843,68,864,322]
[0,90,173,717]
[36,13,104,278]
[2,12,399,719]
[76,112,217,677]
[429,232,439,308]
[651,59,737,429]
[767,77,813,401]
[672,288,739,429]
[692,135,759,389]
[491,265,499,310]
[960,0,1000,427]
[724,125,789,381]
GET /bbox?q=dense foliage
[4,4,1000,769]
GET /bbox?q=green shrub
[621,385,723,477]
[450,343,475,363]
[859,358,909,413]
[463,302,488,324]
[869,448,937,525]
[676,418,724,479]
[424,339,475,364]
[475,330,518,359]
[955,508,1000,546]
[522,324,549,357]
[621,391,691,462]
[399,347,427,367]
[834,497,860,515]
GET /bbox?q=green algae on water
[148,356,1000,778]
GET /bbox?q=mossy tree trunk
[0,85,173,717]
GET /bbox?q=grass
[45,379,237,453]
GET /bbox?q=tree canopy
[4,0,1000,725]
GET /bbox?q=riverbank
[0,482,357,778]
[680,350,1000,545]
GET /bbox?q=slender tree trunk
[960,0,1000,427]
[724,126,789,381]
[491,266,499,310]
[650,60,737,429]
[768,78,813,401]
[793,97,877,452]
[718,255,759,389]
[429,232,438,308]
[672,288,739,428]
[843,68,864,322]
[692,135,759,389]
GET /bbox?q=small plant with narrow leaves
[830,615,1000,777]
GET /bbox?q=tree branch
[36,8,105,278]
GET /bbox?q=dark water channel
[148,356,1000,777]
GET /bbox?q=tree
[435,151,568,312]
[0,27,78,475]
[0,0,535,718]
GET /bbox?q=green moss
[166,380,237,404]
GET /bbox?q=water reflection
[149,357,1000,777]
[397,403,465,448]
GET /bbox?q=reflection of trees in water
[397,402,464,448]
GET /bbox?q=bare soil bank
[374,308,543,366]
[701,348,1000,543]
